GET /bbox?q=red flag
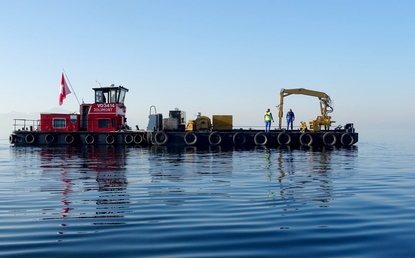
[59,73,71,106]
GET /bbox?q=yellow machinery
[185,116,212,131]
[278,88,335,131]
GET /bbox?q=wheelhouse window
[98,119,110,129]
[110,89,117,103]
[53,118,66,129]
[95,90,104,103]
[93,86,128,104]
[118,88,127,104]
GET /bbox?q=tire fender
[277,132,291,145]
[65,134,75,144]
[341,133,354,146]
[184,132,198,145]
[45,134,55,144]
[233,132,246,146]
[299,133,313,146]
[134,134,143,145]
[124,134,134,144]
[208,132,222,145]
[25,134,35,144]
[323,132,337,145]
[85,134,95,145]
[254,132,268,146]
[106,135,115,145]
[154,131,168,145]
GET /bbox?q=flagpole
[62,69,81,106]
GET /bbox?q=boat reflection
[9,144,358,239]
[258,145,358,208]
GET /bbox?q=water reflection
[9,144,358,238]
[258,145,358,206]
[9,146,132,239]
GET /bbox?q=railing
[12,119,40,132]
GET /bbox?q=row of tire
[152,131,355,146]
[10,133,146,145]
[10,131,355,146]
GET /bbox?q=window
[53,118,66,129]
[98,119,110,129]
[110,90,116,103]
[118,89,126,104]
[95,90,103,103]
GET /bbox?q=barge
[9,82,358,148]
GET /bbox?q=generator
[163,109,186,131]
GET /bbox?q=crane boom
[277,88,334,130]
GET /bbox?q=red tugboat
[9,84,148,146]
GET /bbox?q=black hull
[9,129,358,148]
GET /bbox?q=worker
[286,109,295,130]
[264,108,274,133]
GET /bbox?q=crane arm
[277,88,333,129]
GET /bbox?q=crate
[212,115,233,130]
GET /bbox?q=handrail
[12,119,40,132]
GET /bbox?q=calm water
[1,130,414,258]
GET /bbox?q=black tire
[254,132,268,146]
[184,132,198,146]
[25,134,35,144]
[65,134,75,144]
[208,132,222,146]
[106,135,115,145]
[277,132,291,145]
[154,131,168,145]
[9,134,17,144]
[134,134,143,145]
[124,134,134,144]
[85,134,95,145]
[45,134,55,144]
[341,133,354,146]
[233,132,246,146]
[299,133,313,146]
[323,132,337,146]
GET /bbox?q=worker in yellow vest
[264,108,274,133]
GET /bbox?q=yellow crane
[277,88,335,131]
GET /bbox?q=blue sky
[1,0,414,138]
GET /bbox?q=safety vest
[265,112,272,121]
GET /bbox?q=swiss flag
[59,73,71,106]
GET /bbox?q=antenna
[96,80,101,88]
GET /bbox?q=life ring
[124,134,134,144]
[25,134,35,144]
[154,131,168,145]
[277,132,291,145]
[184,132,198,146]
[299,133,313,146]
[9,134,17,144]
[208,132,222,145]
[106,135,115,145]
[65,134,75,144]
[45,134,55,144]
[85,134,95,145]
[341,133,354,146]
[254,132,268,146]
[323,132,337,146]
[134,134,143,145]
[233,132,246,146]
